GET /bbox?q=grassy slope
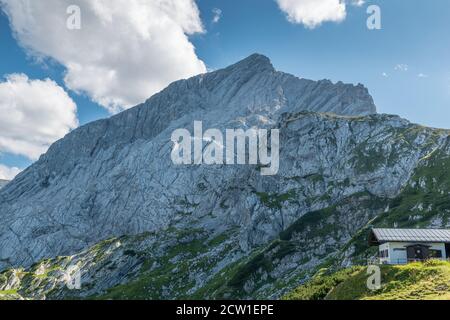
[284,260,450,300]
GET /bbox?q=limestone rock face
[0,180,8,189]
[0,54,420,271]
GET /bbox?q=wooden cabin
[369,228,450,264]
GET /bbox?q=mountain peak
[0,53,379,271]
[227,53,274,73]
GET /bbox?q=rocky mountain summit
[0,54,376,269]
[1,54,450,300]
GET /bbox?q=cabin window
[429,250,443,258]
[380,249,389,258]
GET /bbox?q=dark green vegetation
[256,190,297,210]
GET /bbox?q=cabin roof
[369,228,450,245]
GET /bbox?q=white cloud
[275,0,365,29]
[382,72,389,78]
[418,73,428,78]
[0,164,21,180]
[0,74,78,160]
[212,8,222,23]
[395,64,409,72]
[0,0,207,113]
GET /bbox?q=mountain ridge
[0,54,378,270]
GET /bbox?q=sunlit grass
[284,260,450,300]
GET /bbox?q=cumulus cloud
[0,0,207,113]
[0,164,21,180]
[0,74,78,160]
[275,0,364,29]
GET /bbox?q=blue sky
[0,0,449,176]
